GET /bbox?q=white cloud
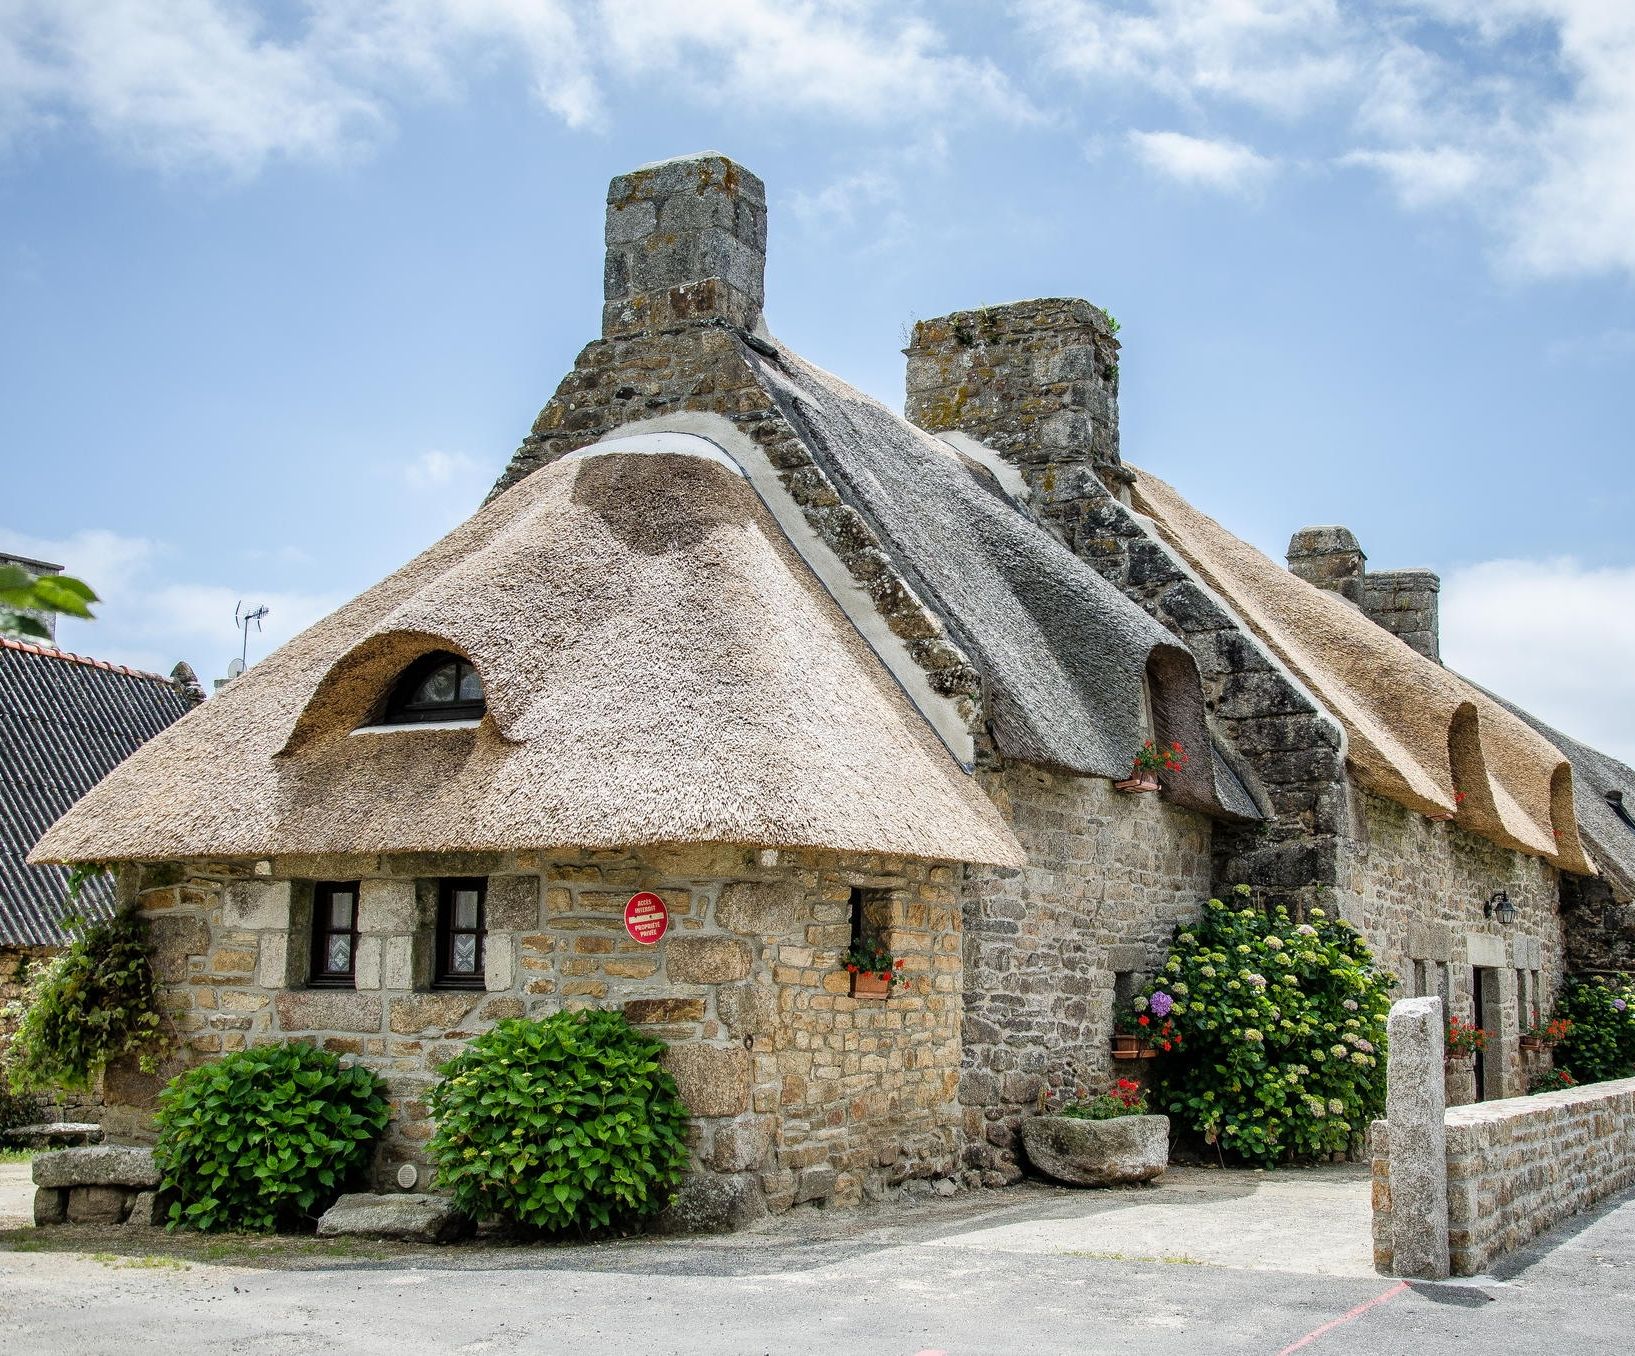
[598,0,1032,126]
[1,524,341,686]
[405,448,483,491]
[1442,556,1635,767]
[1019,0,1635,281]
[1127,129,1275,192]
[1338,146,1484,209]
[0,0,1026,175]
[1020,0,1360,117]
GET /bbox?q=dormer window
[382,650,485,725]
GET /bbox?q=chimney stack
[904,298,1124,501]
[601,152,767,339]
[1288,526,1441,663]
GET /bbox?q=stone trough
[1021,1114,1170,1187]
[33,1145,164,1227]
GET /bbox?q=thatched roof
[746,344,1260,821]
[1131,470,1595,872]
[1485,691,1635,901]
[32,440,1023,868]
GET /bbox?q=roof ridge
[0,634,177,686]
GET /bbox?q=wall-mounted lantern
[1484,890,1517,926]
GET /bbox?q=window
[309,881,360,987]
[383,650,485,725]
[435,878,486,988]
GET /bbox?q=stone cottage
[30,151,1631,1211]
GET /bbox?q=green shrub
[427,1011,690,1233]
[6,908,167,1093]
[1553,976,1635,1084]
[154,1043,390,1232]
[1142,886,1394,1166]
[0,1058,41,1145]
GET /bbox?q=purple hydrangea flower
[1616,999,1628,1011]
[1149,991,1174,1018]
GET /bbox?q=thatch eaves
[1484,690,1635,902]
[1132,469,1595,873]
[31,443,1023,869]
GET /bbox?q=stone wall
[1372,1074,1635,1277]
[959,764,1214,1181]
[0,945,50,1038]
[1341,789,1562,1102]
[1560,871,1635,977]
[109,845,964,1223]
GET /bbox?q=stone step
[6,1122,105,1148]
[315,1193,473,1244]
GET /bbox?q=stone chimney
[601,152,767,339]
[905,299,1123,499]
[1288,526,1441,662]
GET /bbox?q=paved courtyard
[5,1158,1635,1354]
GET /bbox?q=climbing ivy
[5,906,168,1093]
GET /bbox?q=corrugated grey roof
[1483,685,1635,902]
[748,345,1259,821]
[0,639,192,946]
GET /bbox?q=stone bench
[32,1145,163,1227]
[6,1122,105,1149]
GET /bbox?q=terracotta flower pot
[1520,1037,1546,1053]
[851,971,892,999]
[1111,1034,1157,1061]
[1114,772,1160,793]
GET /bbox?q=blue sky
[3,1,1633,758]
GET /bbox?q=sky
[2,0,1633,761]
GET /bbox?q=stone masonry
[110,845,964,1221]
[960,764,1213,1181]
[1342,789,1562,1104]
[1373,1065,1635,1277]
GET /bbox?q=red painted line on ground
[1275,1280,1410,1354]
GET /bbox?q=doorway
[1472,966,1494,1101]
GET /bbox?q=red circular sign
[624,892,670,945]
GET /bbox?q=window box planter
[1113,772,1160,794]
[1020,1113,1169,1187]
[1111,1034,1156,1060]
[851,971,893,1000]
[1519,1036,1546,1053]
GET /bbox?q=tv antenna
[234,602,269,668]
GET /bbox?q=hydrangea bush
[427,1011,690,1233]
[1553,975,1635,1084]
[1141,886,1394,1166]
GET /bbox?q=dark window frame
[308,881,361,988]
[382,650,486,725]
[434,877,487,989]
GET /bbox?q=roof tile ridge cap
[0,633,174,685]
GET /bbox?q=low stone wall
[1372,994,1635,1277]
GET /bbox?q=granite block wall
[960,764,1214,1181]
[1372,1076,1635,1276]
[108,844,963,1223]
[1342,789,1563,1102]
